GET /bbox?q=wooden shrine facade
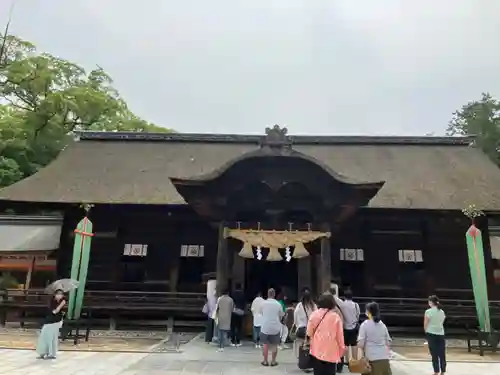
[169,125,384,296]
[46,203,498,302]
[1,127,500,303]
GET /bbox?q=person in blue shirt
[424,295,446,375]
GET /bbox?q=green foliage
[0,34,171,188]
[0,272,19,289]
[447,93,500,165]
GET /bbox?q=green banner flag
[67,216,94,320]
[465,224,491,332]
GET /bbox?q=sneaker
[255,344,259,349]
[216,348,224,352]
[230,343,236,347]
[236,343,242,347]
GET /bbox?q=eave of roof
[0,131,495,210]
[76,130,474,146]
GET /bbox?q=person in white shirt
[293,288,317,358]
[260,288,284,367]
[334,289,360,366]
[251,291,265,348]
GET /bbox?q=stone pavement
[1,336,500,375]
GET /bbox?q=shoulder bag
[296,304,309,339]
[298,310,329,370]
[348,336,372,374]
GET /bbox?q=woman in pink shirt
[306,293,346,375]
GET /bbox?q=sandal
[261,361,269,366]
[271,362,278,367]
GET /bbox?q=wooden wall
[334,209,486,300]
[55,204,497,300]
[57,204,218,293]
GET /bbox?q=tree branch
[4,96,30,111]
[0,6,12,68]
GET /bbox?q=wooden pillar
[319,229,332,294]
[169,257,179,292]
[315,253,322,296]
[361,219,376,297]
[232,250,245,292]
[216,223,228,295]
[297,256,312,293]
[25,256,36,289]
[330,244,341,287]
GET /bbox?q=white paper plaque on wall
[398,249,423,263]
[180,245,205,257]
[340,248,364,262]
[123,244,147,257]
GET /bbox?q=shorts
[260,332,281,346]
[344,328,358,346]
[369,359,392,375]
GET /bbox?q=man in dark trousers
[230,283,246,346]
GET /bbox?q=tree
[447,93,500,165]
[0,33,172,187]
[0,272,19,290]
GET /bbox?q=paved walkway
[1,337,500,375]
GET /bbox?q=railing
[1,289,205,308]
[83,290,205,311]
[2,289,500,328]
[353,296,500,327]
[356,296,500,309]
[0,288,207,327]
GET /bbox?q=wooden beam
[25,256,35,289]
[216,223,228,295]
[319,224,332,293]
[225,221,321,231]
[334,205,358,225]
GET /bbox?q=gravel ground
[0,327,168,339]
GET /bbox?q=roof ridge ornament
[261,125,292,150]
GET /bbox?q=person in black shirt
[36,289,66,359]
[230,283,246,346]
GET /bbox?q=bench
[466,328,500,356]
[60,311,92,345]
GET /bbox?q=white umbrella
[45,279,79,294]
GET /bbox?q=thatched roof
[1,131,500,210]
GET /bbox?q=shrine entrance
[169,125,385,297]
[245,256,298,300]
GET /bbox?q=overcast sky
[2,0,500,135]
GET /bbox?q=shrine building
[1,126,500,304]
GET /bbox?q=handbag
[348,346,372,374]
[211,297,220,323]
[233,307,245,316]
[296,304,309,339]
[297,310,329,370]
[296,326,307,339]
[298,343,313,370]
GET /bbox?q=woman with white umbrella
[36,279,77,359]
